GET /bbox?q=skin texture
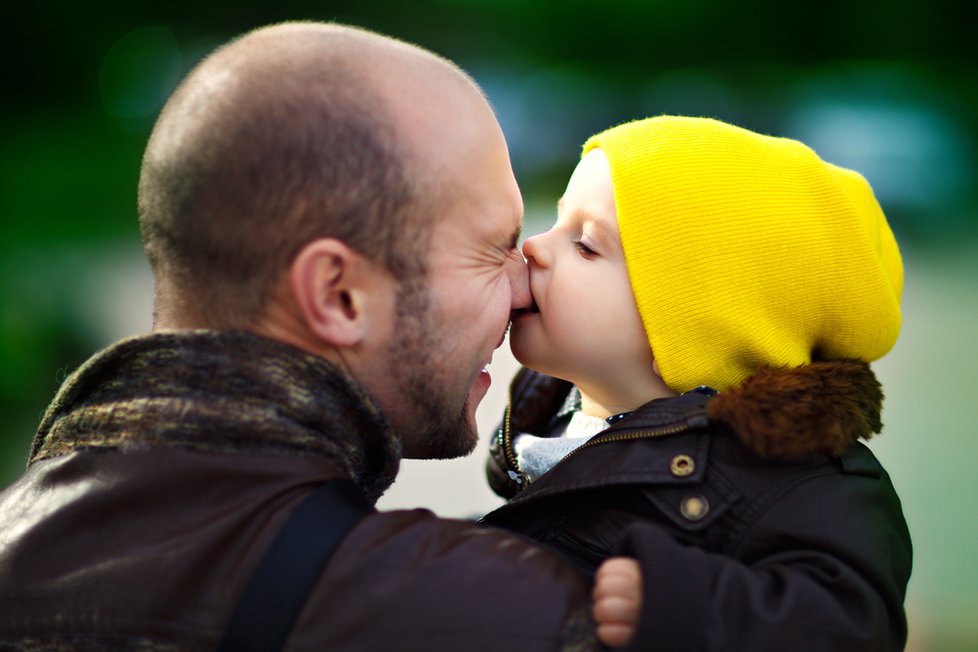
[366,54,530,457]
[510,148,674,418]
[593,558,642,647]
[343,35,531,459]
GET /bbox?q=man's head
[585,115,903,393]
[139,23,436,328]
[139,22,529,457]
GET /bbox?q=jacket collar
[520,359,884,460]
[706,359,884,459]
[30,330,402,502]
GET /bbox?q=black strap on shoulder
[217,478,373,652]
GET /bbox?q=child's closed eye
[575,240,598,259]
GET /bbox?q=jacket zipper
[500,398,524,486]
[558,418,699,464]
[501,398,707,485]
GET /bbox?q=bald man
[0,22,624,651]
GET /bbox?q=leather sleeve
[298,509,602,651]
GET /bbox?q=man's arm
[297,508,603,651]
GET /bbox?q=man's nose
[506,250,531,311]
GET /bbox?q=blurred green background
[3,1,976,649]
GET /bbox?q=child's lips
[513,284,540,319]
[513,298,539,318]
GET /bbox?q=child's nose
[522,233,548,268]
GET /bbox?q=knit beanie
[582,116,903,393]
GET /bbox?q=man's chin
[401,428,478,460]
[400,404,478,460]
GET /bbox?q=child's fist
[593,557,642,647]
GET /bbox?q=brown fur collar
[707,359,883,459]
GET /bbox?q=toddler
[484,116,911,650]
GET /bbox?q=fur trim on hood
[708,359,884,459]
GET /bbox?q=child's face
[510,149,655,394]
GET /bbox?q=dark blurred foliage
[2,0,976,473]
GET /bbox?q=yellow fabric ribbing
[583,116,903,393]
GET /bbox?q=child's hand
[593,557,642,647]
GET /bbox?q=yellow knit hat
[583,116,903,393]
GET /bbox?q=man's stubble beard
[387,275,478,459]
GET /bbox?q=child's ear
[652,358,664,380]
[289,238,371,348]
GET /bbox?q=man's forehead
[439,197,522,238]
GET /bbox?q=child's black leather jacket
[483,361,912,651]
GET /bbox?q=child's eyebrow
[588,216,614,240]
[556,198,617,245]
[569,207,611,235]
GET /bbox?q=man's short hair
[138,30,430,328]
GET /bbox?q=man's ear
[289,238,377,348]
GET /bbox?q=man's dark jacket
[0,331,602,651]
[483,362,913,651]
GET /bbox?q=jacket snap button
[680,495,709,521]
[670,454,695,477]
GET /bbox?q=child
[483,116,911,650]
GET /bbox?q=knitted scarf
[30,330,402,502]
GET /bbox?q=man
[0,22,638,651]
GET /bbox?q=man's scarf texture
[30,330,402,502]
